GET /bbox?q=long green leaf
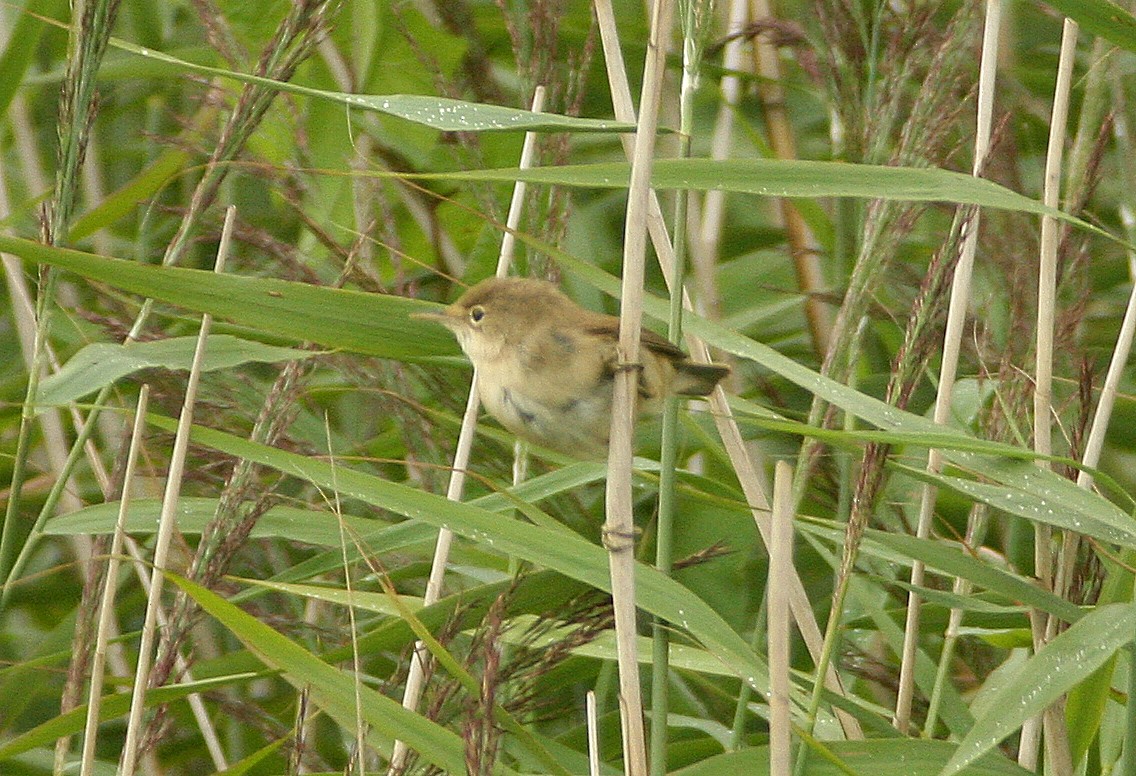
[43,496,433,550]
[168,575,498,774]
[897,461,1136,549]
[68,149,194,240]
[37,335,313,408]
[0,0,70,117]
[413,159,1112,242]
[799,518,1083,624]
[146,415,772,697]
[0,674,263,759]
[672,739,1031,775]
[941,603,1136,776]
[1036,0,1136,53]
[0,235,458,361]
[108,36,634,134]
[853,528,1085,625]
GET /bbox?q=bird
[414,276,729,457]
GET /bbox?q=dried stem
[604,2,676,773]
[120,207,235,776]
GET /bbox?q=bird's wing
[582,313,687,361]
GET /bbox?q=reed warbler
[414,276,729,457]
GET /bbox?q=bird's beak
[410,304,462,329]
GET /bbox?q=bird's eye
[469,305,486,323]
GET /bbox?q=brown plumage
[415,277,729,457]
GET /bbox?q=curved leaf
[941,603,1136,776]
[0,673,264,759]
[109,37,635,134]
[0,0,69,116]
[672,739,1031,776]
[146,414,772,697]
[1037,0,1136,53]
[0,235,459,361]
[168,575,494,775]
[897,461,1136,549]
[37,335,312,408]
[43,496,434,550]
[415,159,1110,242]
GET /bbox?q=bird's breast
[474,365,614,456]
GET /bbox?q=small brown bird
[414,276,729,457]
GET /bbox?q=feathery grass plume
[797,1,980,488]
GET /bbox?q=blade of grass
[119,206,234,776]
[939,603,1136,776]
[79,386,151,776]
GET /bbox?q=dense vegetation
[1,0,1134,774]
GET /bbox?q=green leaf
[68,149,194,241]
[1064,656,1116,767]
[108,36,635,134]
[801,518,1083,625]
[203,737,287,776]
[43,497,435,551]
[412,159,1111,242]
[167,575,495,774]
[322,570,593,664]
[896,460,1136,549]
[0,0,69,117]
[3,750,118,776]
[854,528,1085,625]
[0,235,459,361]
[672,739,1032,775]
[0,674,264,759]
[37,335,313,408]
[236,577,424,616]
[940,603,1136,776]
[145,414,771,697]
[1037,0,1136,54]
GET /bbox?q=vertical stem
[587,690,602,776]
[650,4,705,771]
[893,0,1002,733]
[768,461,795,775]
[1032,17,1078,476]
[606,2,675,773]
[120,206,235,776]
[1021,19,1077,775]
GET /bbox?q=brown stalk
[747,0,832,359]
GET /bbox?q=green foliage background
[1,0,1135,774]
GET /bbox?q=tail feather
[672,362,730,397]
